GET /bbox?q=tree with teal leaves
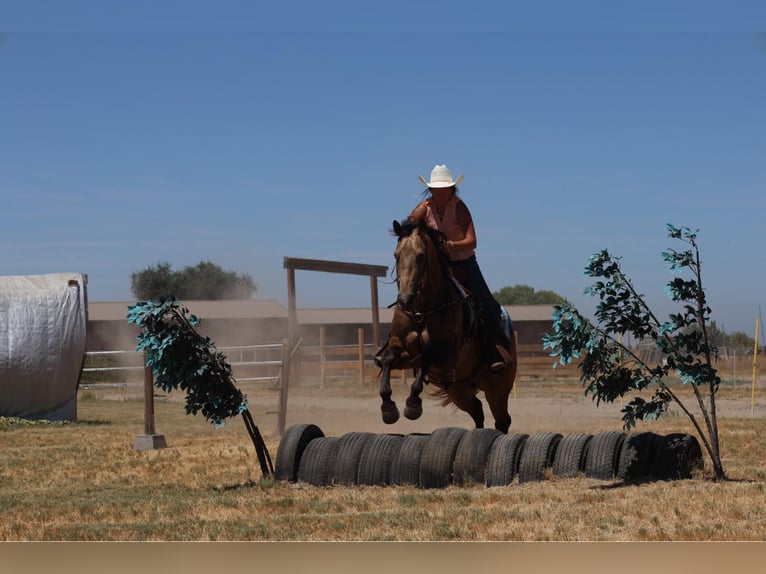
[127,297,273,479]
[542,224,726,480]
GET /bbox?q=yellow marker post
[752,317,759,415]
[618,334,623,407]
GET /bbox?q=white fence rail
[82,344,285,386]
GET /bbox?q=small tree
[127,297,273,479]
[542,224,726,480]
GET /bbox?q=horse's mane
[392,217,451,272]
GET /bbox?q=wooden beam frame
[278,257,388,436]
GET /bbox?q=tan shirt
[422,196,475,261]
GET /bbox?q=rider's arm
[409,200,428,222]
[448,201,477,252]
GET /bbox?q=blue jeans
[448,255,512,349]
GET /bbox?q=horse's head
[392,218,448,311]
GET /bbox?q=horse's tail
[428,385,453,407]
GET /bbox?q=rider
[407,164,514,373]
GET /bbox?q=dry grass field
[1,369,765,541]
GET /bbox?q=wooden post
[319,326,326,390]
[143,359,155,435]
[277,267,298,437]
[370,275,381,350]
[287,267,297,357]
[278,338,289,436]
[358,327,365,383]
[134,351,166,450]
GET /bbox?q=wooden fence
[294,328,577,387]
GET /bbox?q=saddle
[448,275,476,333]
[451,275,514,372]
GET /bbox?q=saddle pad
[500,306,514,339]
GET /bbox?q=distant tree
[707,320,755,351]
[727,331,757,351]
[131,260,257,301]
[706,321,726,347]
[493,284,566,305]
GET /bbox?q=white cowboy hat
[418,164,464,188]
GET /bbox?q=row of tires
[275,424,703,489]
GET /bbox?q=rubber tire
[518,432,562,483]
[617,432,662,482]
[452,428,503,486]
[330,431,376,486]
[418,427,469,489]
[357,433,404,486]
[485,433,529,487]
[390,433,431,486]
[650,433,703,480]
[297,436,340,486]
[274,423,325,482]
[585,431,627,480]
[552,433,593,478]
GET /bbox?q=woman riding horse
[374,165,517,432]
[409,164,513,371]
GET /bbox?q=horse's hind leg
[448,386,485,429]
[484,375,513,433]
[403,368,426,420]
[377,348,400,424]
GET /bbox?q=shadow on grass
[72,419,112,426]
[592,475,754,489]
[0,417,110,429]
[213,479,276,492]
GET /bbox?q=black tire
[297,436,340,486]
[274,423,325,482]
[650,433,704,480]
[518,432,562,483]
[357,433,404,486]
[585,431,627,480]
[330,431,376,486]
[419,427,469,489]
[390,433,431,486]
[552,433,593,478]
[486,433,529,487]
[617,432,662,482]
[452,428,503,486]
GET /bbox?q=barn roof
[296,307,396,325]
[88,300,556,324]
[504,304,556,322]
[88,299,288,321]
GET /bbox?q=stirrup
[489,344,512,373]
[490,361,507,373]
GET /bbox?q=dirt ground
[276,383,766,439]
[101,373,766,441]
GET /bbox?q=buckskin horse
[375,218,517,432]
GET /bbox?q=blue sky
[2,4,766,335]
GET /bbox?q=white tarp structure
[0,273,87,421]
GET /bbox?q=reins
[393,226,481,384]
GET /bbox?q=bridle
[392,227,471,379]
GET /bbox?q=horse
[375,218,517,433]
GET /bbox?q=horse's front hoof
[381,402,400,424]
[494,414,511,434]
[404,397,422,420]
